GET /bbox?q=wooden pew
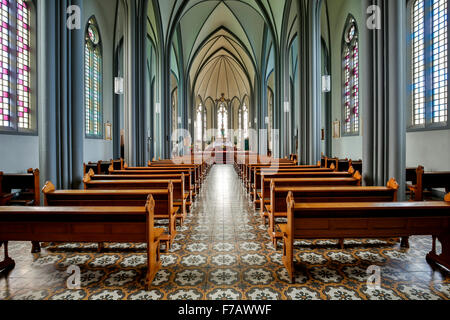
[245,164,324,191]
[83,162,99,175]
[43,181,177,249]
[0,168,40,206]
[259,171,362,224]
[83,175,188,224]
[269,178,399,248]
[108,166,195,204]
[88,169,193,212]
[83,159,124,175]
[408,165,450,201]
[0,195,163,288]
[350,160,363,174]
[281,192,450,282]
[121,164,202,196]
[252,168,352,204]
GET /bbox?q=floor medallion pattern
[0,165,449,300]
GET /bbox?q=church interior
[0,0,450,301]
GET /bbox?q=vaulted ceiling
[147,0,298,102]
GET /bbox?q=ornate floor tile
[208,268,240,286]
[207,288,242,300]
[1,165,449,301]
[284,287,321,300]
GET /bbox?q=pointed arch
[341,14,359,136]
[85,16,103,138]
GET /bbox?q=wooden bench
[252,169,353,204]
[259,171,362,224]
[245,164,326,192]
[88,169,193,212]
[269,178,399,248]
[0,169,40,206]
[408,165,450,201]
[43,181,178,249]
[281,192,450,282]
[83,175,188,224]
[0,195,163,288]
[83,159,124,175]
[119,164,201,196]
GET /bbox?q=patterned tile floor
[0,164,449,300]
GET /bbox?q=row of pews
[0,158,211,288]
[235,156,450,283]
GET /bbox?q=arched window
[217,103,228,139]
[196,104,202,142]
[242,103,249,139]
[0,0,33,132]
[342,16,359,135]
[410,0,448,128]
[85,17,102,138]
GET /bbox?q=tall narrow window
[411,0,448,128]
[196,104,202,142]
[432,0,447,123]
[16,0,30,129]
[342,16,359,135]
[85,17,102,138]
[242,103,249,139]
[0,0,10,128]
[412,0,425,125]
[217,103,228,139]
[0,0,33,132]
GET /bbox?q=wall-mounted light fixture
[284,101,290,113]
[155,102,161,114]
[322,75,331,93]
[265,116,269,124]
[114,77,124,95]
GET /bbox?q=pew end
[353,171,362,186]
[42,181,56,195]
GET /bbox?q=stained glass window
[85,17,102,137]
[16,0,30,129]
[411,0,448,128]
[342,17,359,135]
[0,0,10,128]
[432,0,447,123]
[0,0,32,132]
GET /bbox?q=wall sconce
[114,77,124,95]
[284,101,290,113]
[322,75,331,93]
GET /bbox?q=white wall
[0,135,39,173]
[406,130,450,171]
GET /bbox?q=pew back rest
[261,171,362,199]
[43,182,173,216]
[0,169,40,206]
[271,178,398,213]
[286,192,450,238]
[0,195,157,243]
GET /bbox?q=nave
[1,165,448,300]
